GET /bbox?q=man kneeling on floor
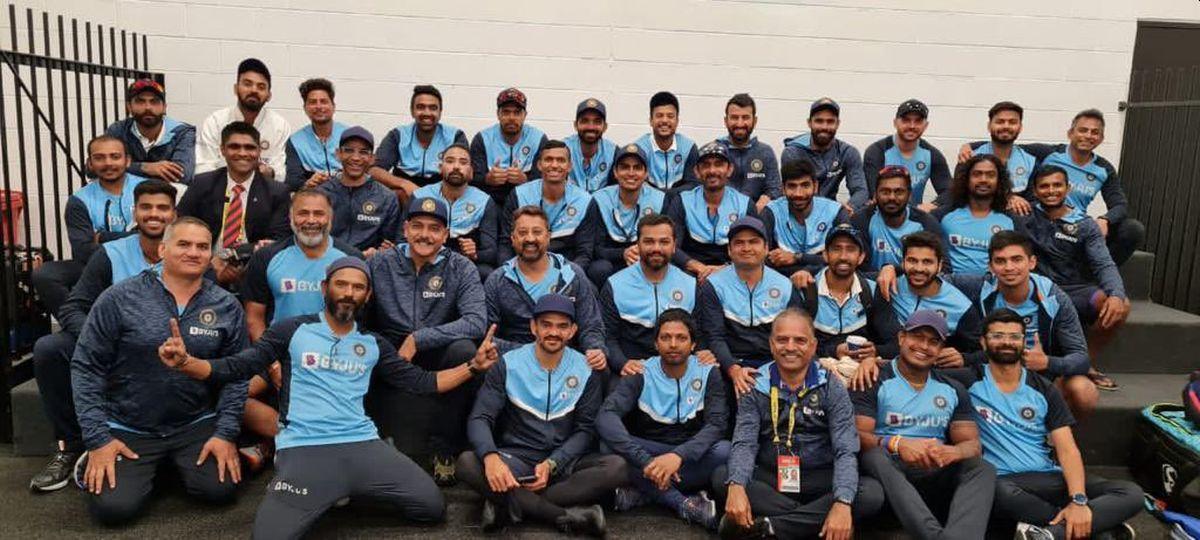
[159,257,496,539]
[713,308,884,540]
[596,308,729,530]
[459,293,626,537]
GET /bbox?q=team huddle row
[25,56,1149,539]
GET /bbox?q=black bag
[1132,403,1200,515]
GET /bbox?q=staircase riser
[1095,322,1200,374]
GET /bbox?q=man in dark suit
[178,121,290,284]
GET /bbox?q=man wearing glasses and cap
[850,310,996,540]
[160,256,497,537]
[317,126,402,256]
[863,99,952,211]
[367,195,488,485]
[782,97,870,212]
[106,78,196,184]
[583,143,666,287]
[565,98,618,193]
[664,141,757,281]
[471,87,549,204]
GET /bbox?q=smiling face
[650,105,678,139]
[336,138,373,181]
[531,312,577,355]
[823,236,864,279]
[638,222,675,271]
[696,156,732,192]
[302,89,334,124]
[770,313,817,375]
[894,112,928,143]
[574,111,606,145]
[322,268,370,324]
[728,229,767,269]
[411,93,442,132]
[902,245,940,289]
[898,326,944,371]
[982,320,1025,365]
[134,193,176,240]
[1033,171,1069,209]
[783,174,816,215]
[988,109,1022,144]
[511,213,550,263]
[614,156,647,192]
[404,215,448,259]
[290,193,332,248]
[988,244,1036,288]
[159,222,212,279]
[221,133,261,178]
[87,139,131,183]
[1068,117,1104,154]
[537,146,570,183]
[724,103,756,145]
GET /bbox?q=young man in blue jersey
[598,309,727,530]
[372,85,468,194]
[283,78,347,192]
[932,154,1020,275]
[584,143,666,286]
[565,98,617,193]
[781,97,870,212]
[715,308,884,540]
[317,126,402,256]
[411,143,500,278]
[635,91,700,192]
[500,140,595,267]
[863,99,951,211]
[472,87,548,203]
[720,93,781,211]
[851,310,996,540]
[850,165,942,272]
[458,294,622,536]
[106,78,195,184]
[956,102,1037,215]
[787,224,884,360]
[957,309,1142,540]
[74,218,248,525]
[29,180,176,492]
[367,196,488,485]
[761,158,850,277]
[161,256,495,537]
[664,141,757,280]
[697,216,804,397]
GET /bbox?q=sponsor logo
[199,309,217,326]
[299,351,369,375]
[280,278,320,293]
[357,213,382,223]
[189,326,220,337]
[750,159,764,172]
[975,405,1002,424]
[272,480,308,496]
[948,234,989,249]
[1164,463,1179,493]
[424,275,446,299]
[876,239,889,251]
[303,352,320,369]
[1054,232,1079,243]
[885,411,950,428]
[1020,406,1036,420]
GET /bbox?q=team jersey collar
[816,267,865,303]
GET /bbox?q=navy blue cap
[824,223,864,250]
[339,126,375,150]
[406,196,448,225]
[613,142,647,167]
[237,58,271,85]
[698,140,731,163]
[810,97,840,117]
[576,97,606,120]
[904,309,949,340]
[532,293,576,321]
[325,256,371,282]
[896,98,929,119]
[727,215,767,241]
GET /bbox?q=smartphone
[516,474,538,484]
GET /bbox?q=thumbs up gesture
[159,318,191,369]
[471,324,500,372]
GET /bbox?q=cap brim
[728,224,766,240]
[810,104,839,116]
[405,210,447,225]
[903,323,948,339]
[533,309,575,321]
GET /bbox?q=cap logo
[728,213,739,223]
[199,309,217,327]
[625,144,638,153]
[750,159,764,172]
[586,99,598,108]
[936,309,947,319]
[421,199,436,213]
[354,343,366,357]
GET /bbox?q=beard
[324,293,362,324]
[986,346,1023,365]
[444,171,467,187]
[293,224,329,248]
[238,95,264,113]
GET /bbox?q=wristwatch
[1070,493,1089,506]
[835,495,854,506]
[467,361,485,376]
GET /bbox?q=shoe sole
[29,477,69,492]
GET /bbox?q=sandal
[1088,368,1120,391]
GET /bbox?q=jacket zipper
[675,378,682,423]
[545,368,552,420]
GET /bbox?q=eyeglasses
[985,332,1025,342]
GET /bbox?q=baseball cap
[325,256,371,282]
[613,143,647,167]
[903,309,949,340]
[496,87,527,109]
[532,293,576,321]
[339,126,375,150]
[896,99,929,119]
[824,223,865,250]
[576,98,606,120]
[697,141,731,163]
[809,97,840,117]
[237,58,271,86]
[126,79,165,101]
[727,216,767,241]
[406,196,448,225]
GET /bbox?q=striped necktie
[222,183,245,249]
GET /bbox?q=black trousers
[86,419,238,525]
[457,450,626,525]
[860,447,996,540]
[32,331,80,449]
[711,464,885,539]
[994,471,1143,538]
[31,259,83,318]
[253,439,445,540]
[411,339,479,456]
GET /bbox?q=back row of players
[28,57,1145,539]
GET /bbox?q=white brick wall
[2,0,1199,250]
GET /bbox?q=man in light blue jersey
[105,78,195,184]
[781,97,870,211]
[932,154,1020,275]
[761,158,850,277]
[500,140,596,267]
[958,102,1038,216]
[471,87,548,203]
[584,143,665,286]
[372,85,468,195]
[664,141,757,279]
[635,91,700,192]
[849,166,942,272]
[863,99,951,211]
[565,98,617,193]
[412,142,500,278]
[283,78,347,192]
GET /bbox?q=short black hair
[541,139,569,154]
[983,307,1026,334]
[987,101,1024,120]
[1031,165,1069,187]
[298,78,334,102]
[221,121,261,145]
[901,230,944,262]
[637,213,675,237]
[133,179,177,205]
[443,142,470,156]
[411,84,442,108]
[655,308,697,342]
[236,57,270,87]
[86,134,127,156]
[725,93,756,115]
[876,166,912,190]
[512,205,550,228]
[988,230,1035,259]
[780,158,816,183]
[1072,108,1105,128]
[649,91,679,113]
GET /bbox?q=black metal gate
[1120,21,1200,314]
[0,4,160,441]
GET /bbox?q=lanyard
[769,384,806,452]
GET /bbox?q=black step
[1095,301,1200,374]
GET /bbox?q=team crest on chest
[1015,166,1026,176]
[933,395,948,409]
[1086,173,1097,182]
[768,288,781,299]
[353,343,366,357]
[599,162,608,172]
[916,161,927,171]
[566,375,579,389]
[427,276,444,291]
[1020,406,1036,420]
[199,309,217,327]
[1063,223,1077,234]
[671,289,685,302]
[362,201,377,215]
[465,202,477,214]
[674,154,683,164]
[566,206,577,217]
[817,222,828,232]
[750,159,764,173]
[990,225,1002,234]
[521,146,531,156]
[260,140,270,150]
[690,378,703,391]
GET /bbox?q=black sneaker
[432,454,457,487]
[718,515,772,540]
[555,504,606,537]
[29,450,81,492]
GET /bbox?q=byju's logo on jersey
[280,279,319,293]
[299,351,368,376]
[885,411,949,428]
[302,352,321,369]
[948,234,988,249]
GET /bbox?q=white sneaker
[1014,522,1055,540]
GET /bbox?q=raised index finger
[170,318,182,339]
[483,323,497,345]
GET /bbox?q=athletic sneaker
[1014,522,1055,540]
[29,449,81,492]
[1095,522,1137,540]
[432,454,457,486]
[72,451,90,490]
[612,486,649,512]
[678,493,718,530]
[718,515,772,540]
